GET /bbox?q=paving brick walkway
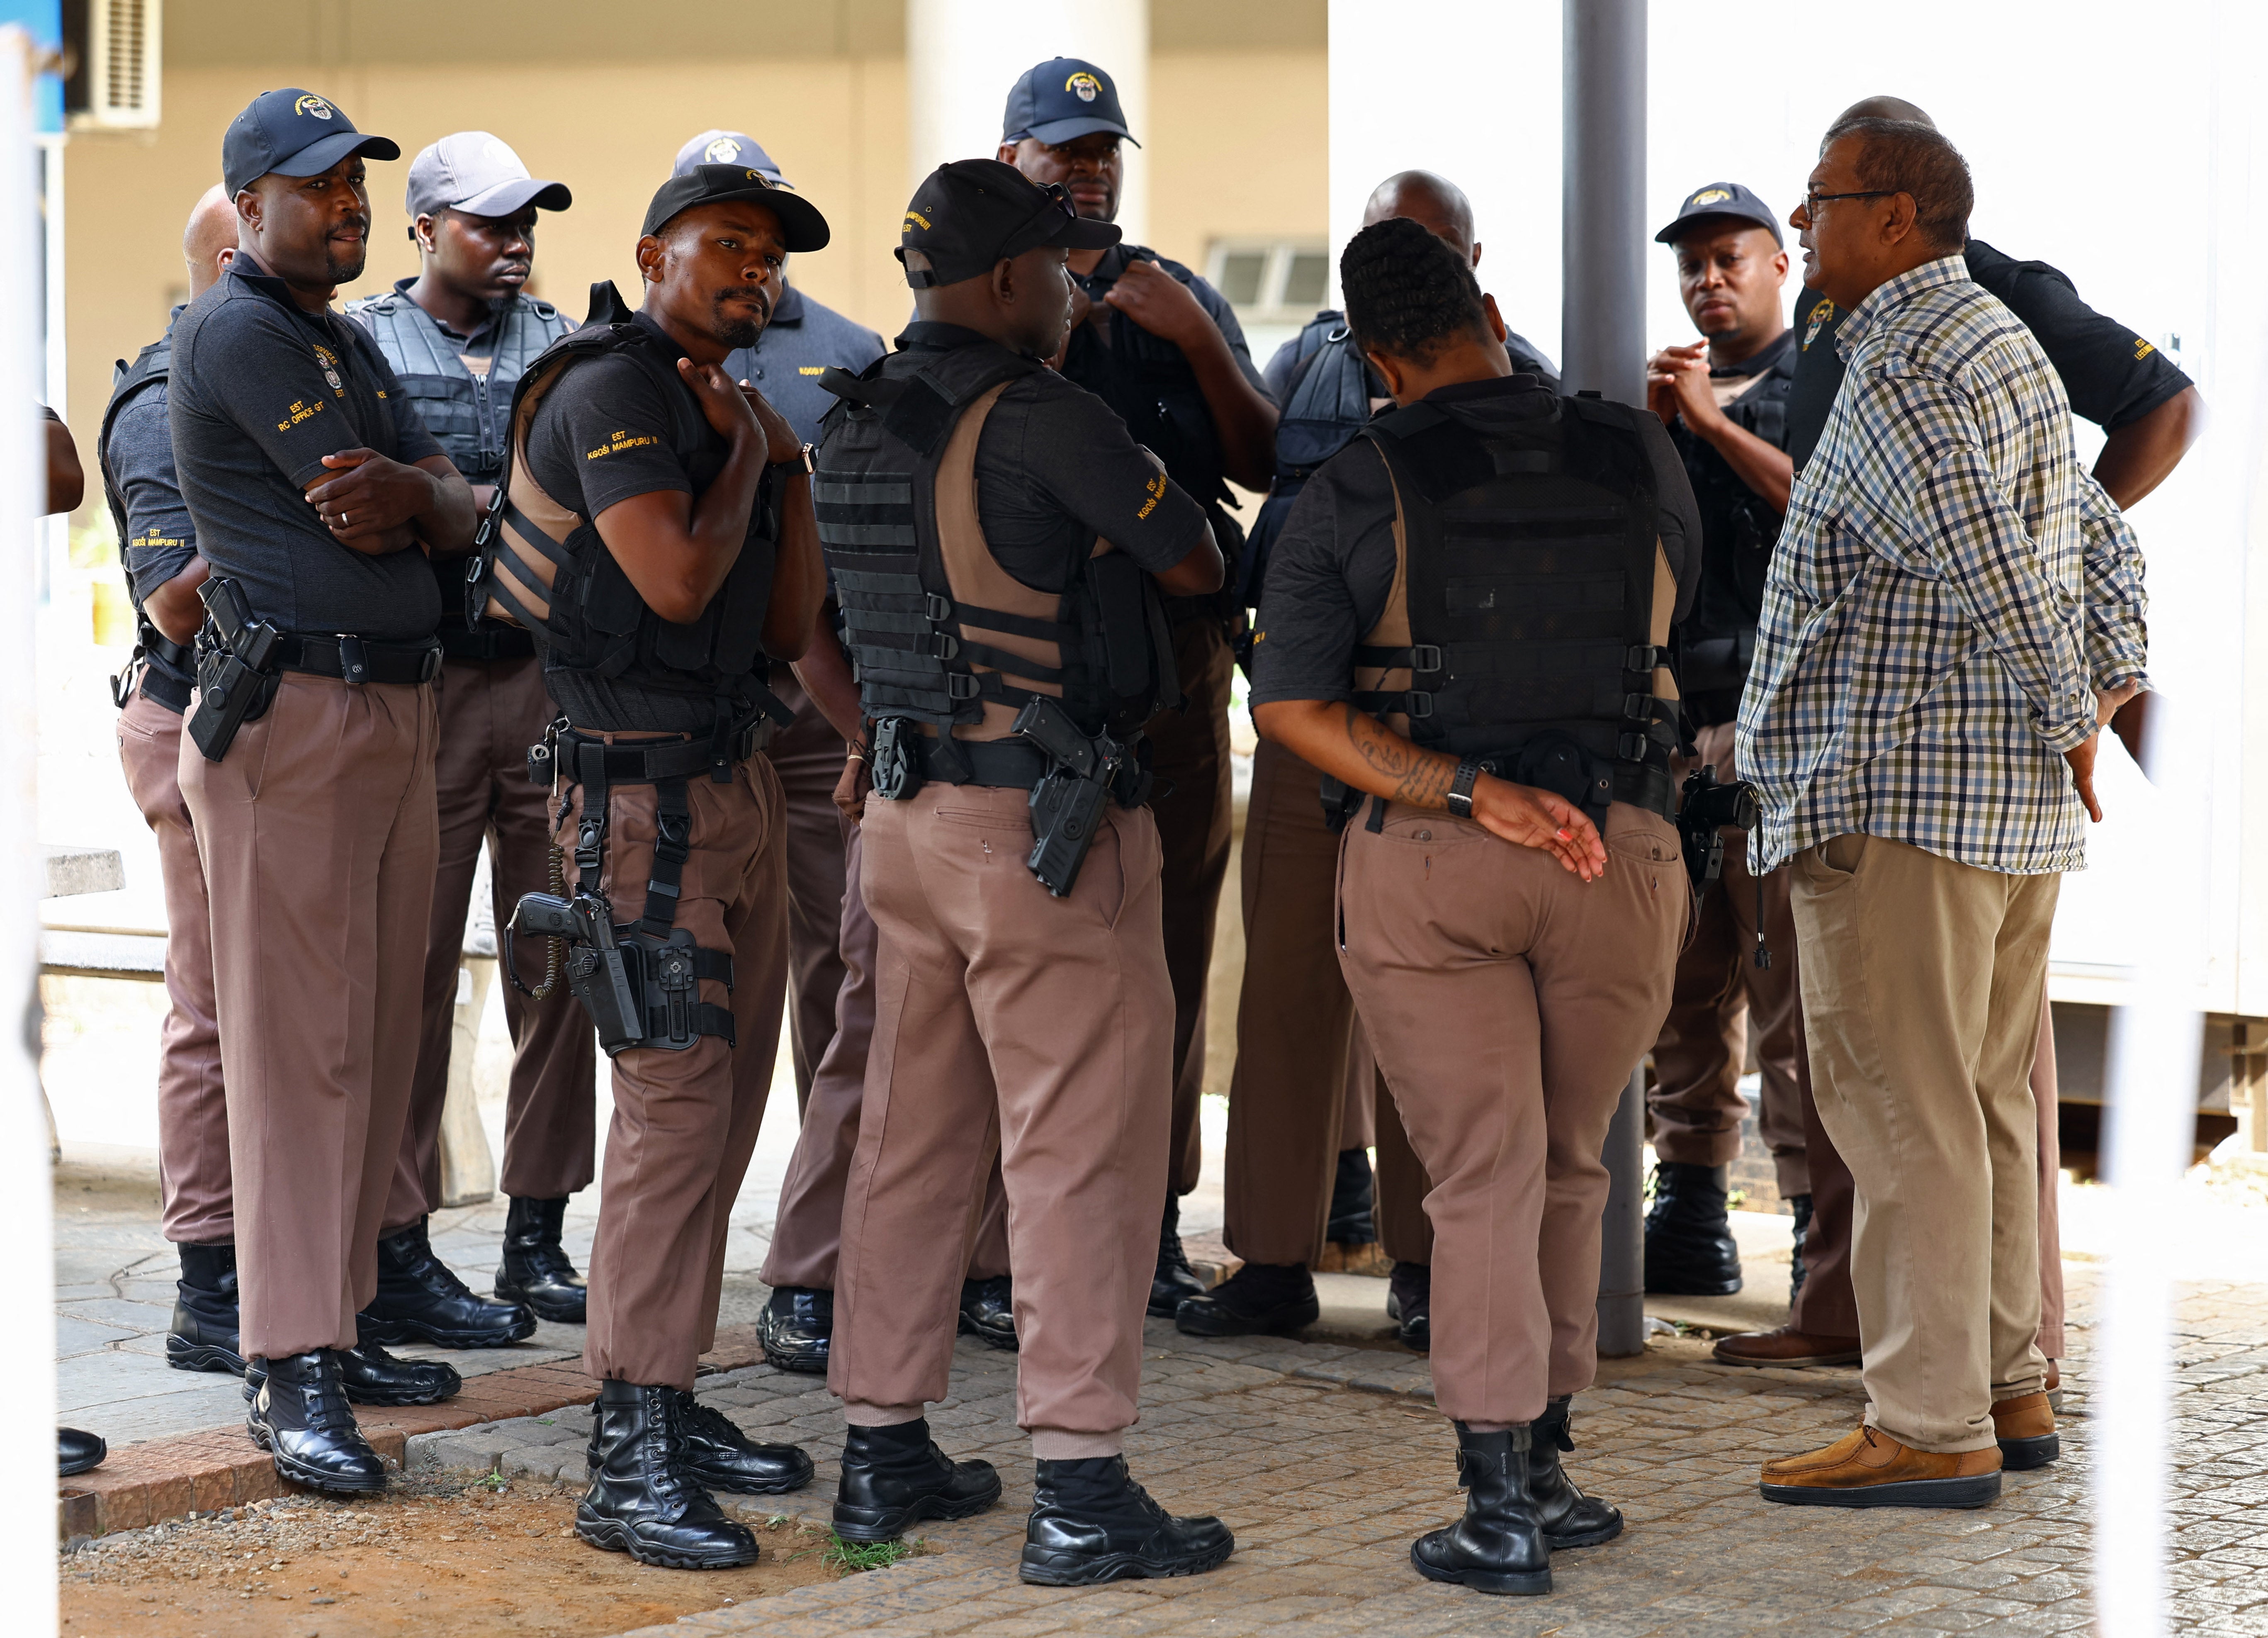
[406,1267,2268,1637]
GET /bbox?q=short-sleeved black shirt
[167,257,447,640]
[1785,238,2195,471]
[102,344,199,706]
[896,321,1211,589]
[1250,375,1701,708]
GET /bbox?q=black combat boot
[1529,1396,1622,1548]
[493,1196,588,1324]
[832,1417,1002,1543]
[1410,1424,1551,1596]
[758,1286,833,1373]
[246,1350,387,1495]
[1149,1196,1206,1317]
[1327,1147,1378,1247]
[669,1389,814,1494]
[1172,1261,1318,1338]
[1021,1454,1236,1586]
[958,1274,1018,1351]
[1642,1162,1743,1296]
[360,1216,536,1348]
[1388,1260,1432,1352]
[58,1428,106,1477]
[578,1379,757,1569]
[245,1329,461,1407]
[1788,1193,1814,1305]
[167,1240,244,1376]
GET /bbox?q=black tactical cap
[1001,57,1140,147]
[641,164,830,252]
[897,159,1119,290]
[1655,181,1784,248]
[222,88,400,197]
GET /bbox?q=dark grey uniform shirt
[168,257,447,641]
[721,284,887,448]
[1251,375,1701,706]
[102,330,199,705]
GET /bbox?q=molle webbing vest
[1350,393,1679,825]
[349,287,568,484]
[474,283,783,724]
[813,343,1177,745]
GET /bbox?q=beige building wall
[56,0,1325,532]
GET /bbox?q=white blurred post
[0,24,59,1623]
[906,0,1149,248]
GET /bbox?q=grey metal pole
[1564,0,1651,1358]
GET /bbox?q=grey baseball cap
[673,129,790,188]
[404,132,571,220]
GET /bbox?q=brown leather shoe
[1991,1392,2058,1471]
[1760,1426,2001,1509]
[1711,1326,1862,1368]
[2044,1359,2062,1412]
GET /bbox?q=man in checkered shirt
[1737,117,2146,1511]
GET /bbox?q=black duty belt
[554,719,772,788]
[139,667,194,715]
[275,633,444,685]
[439,626,538,662]
[916,735,1051,791]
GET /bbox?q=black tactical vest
[813,339,1178,741]
[97,331,195,709]
[1354,394,1678,823]
[1669,330,1796,723]
[474,285,780,722]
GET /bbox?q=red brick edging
[57,1325,768,1541]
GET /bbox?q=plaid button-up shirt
[1737,255,2149,876]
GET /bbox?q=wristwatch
[775,441,816,475]
[1445,755,1483,818]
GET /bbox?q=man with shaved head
[1176,170,1554,1345]
[95,182,250,1395]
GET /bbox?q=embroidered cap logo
[1066,72,1101,103]
[294,94,335,121]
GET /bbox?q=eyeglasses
[1801,188,1896,218]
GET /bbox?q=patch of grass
[822,1532,931,1575]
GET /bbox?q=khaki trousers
[767,672,855,1105]
[832,788,1172,1451]
[389,655,595,1229]
[178,672,438,1358]
[1147,618,1235,1197]
[1790,833,2056,1453]
[760,825,1010,1290]
[1224,738,1432,1266]
[1649,722,1809,1197]
[558,749,790,1389]
[1340,802,1687,1426]
[1342,1023,1436,1263]
[117,686,233,1245]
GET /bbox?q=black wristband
[1446,755,1482,818]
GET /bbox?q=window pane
[1281,251,1329,310]
[1218,251,1267,308]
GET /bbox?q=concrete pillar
[905,0,1149,249]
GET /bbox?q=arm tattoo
[1342,705,1455,807]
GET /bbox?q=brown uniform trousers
[1147,616,1235,1197]
[388,655,595,1229]
[760,822,1011,1290]
[554,745,789,1389]
[117,684,233,1246]
[1789,834,2056,1451]
[832,790,1172,1453]
[1340,802,1687,1427]
[768,672,855,1104]
[1223,737,1434,1267]
[1344,1023,1436,1263]
[1649,721,1807,1196]
[178,673,439,1358]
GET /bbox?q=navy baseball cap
[898,159,1119,288]
[1001,57,1140,147]
[222,88,400,197]
[674,130,790,188]
[1655,181,1784,248]
[642,164,830,252]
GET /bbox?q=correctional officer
[1252,218,1700,1595]
[99,187,245,1387]
[817,159,1232,1585]
[481,162,827,1568]
[347,131,584,1341]
[1714,97,2202,1380]
[1185,169,1556,1346]
[1638,181,1804,1301]
[171,88,478,1493]
[999,59,1276,1302]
